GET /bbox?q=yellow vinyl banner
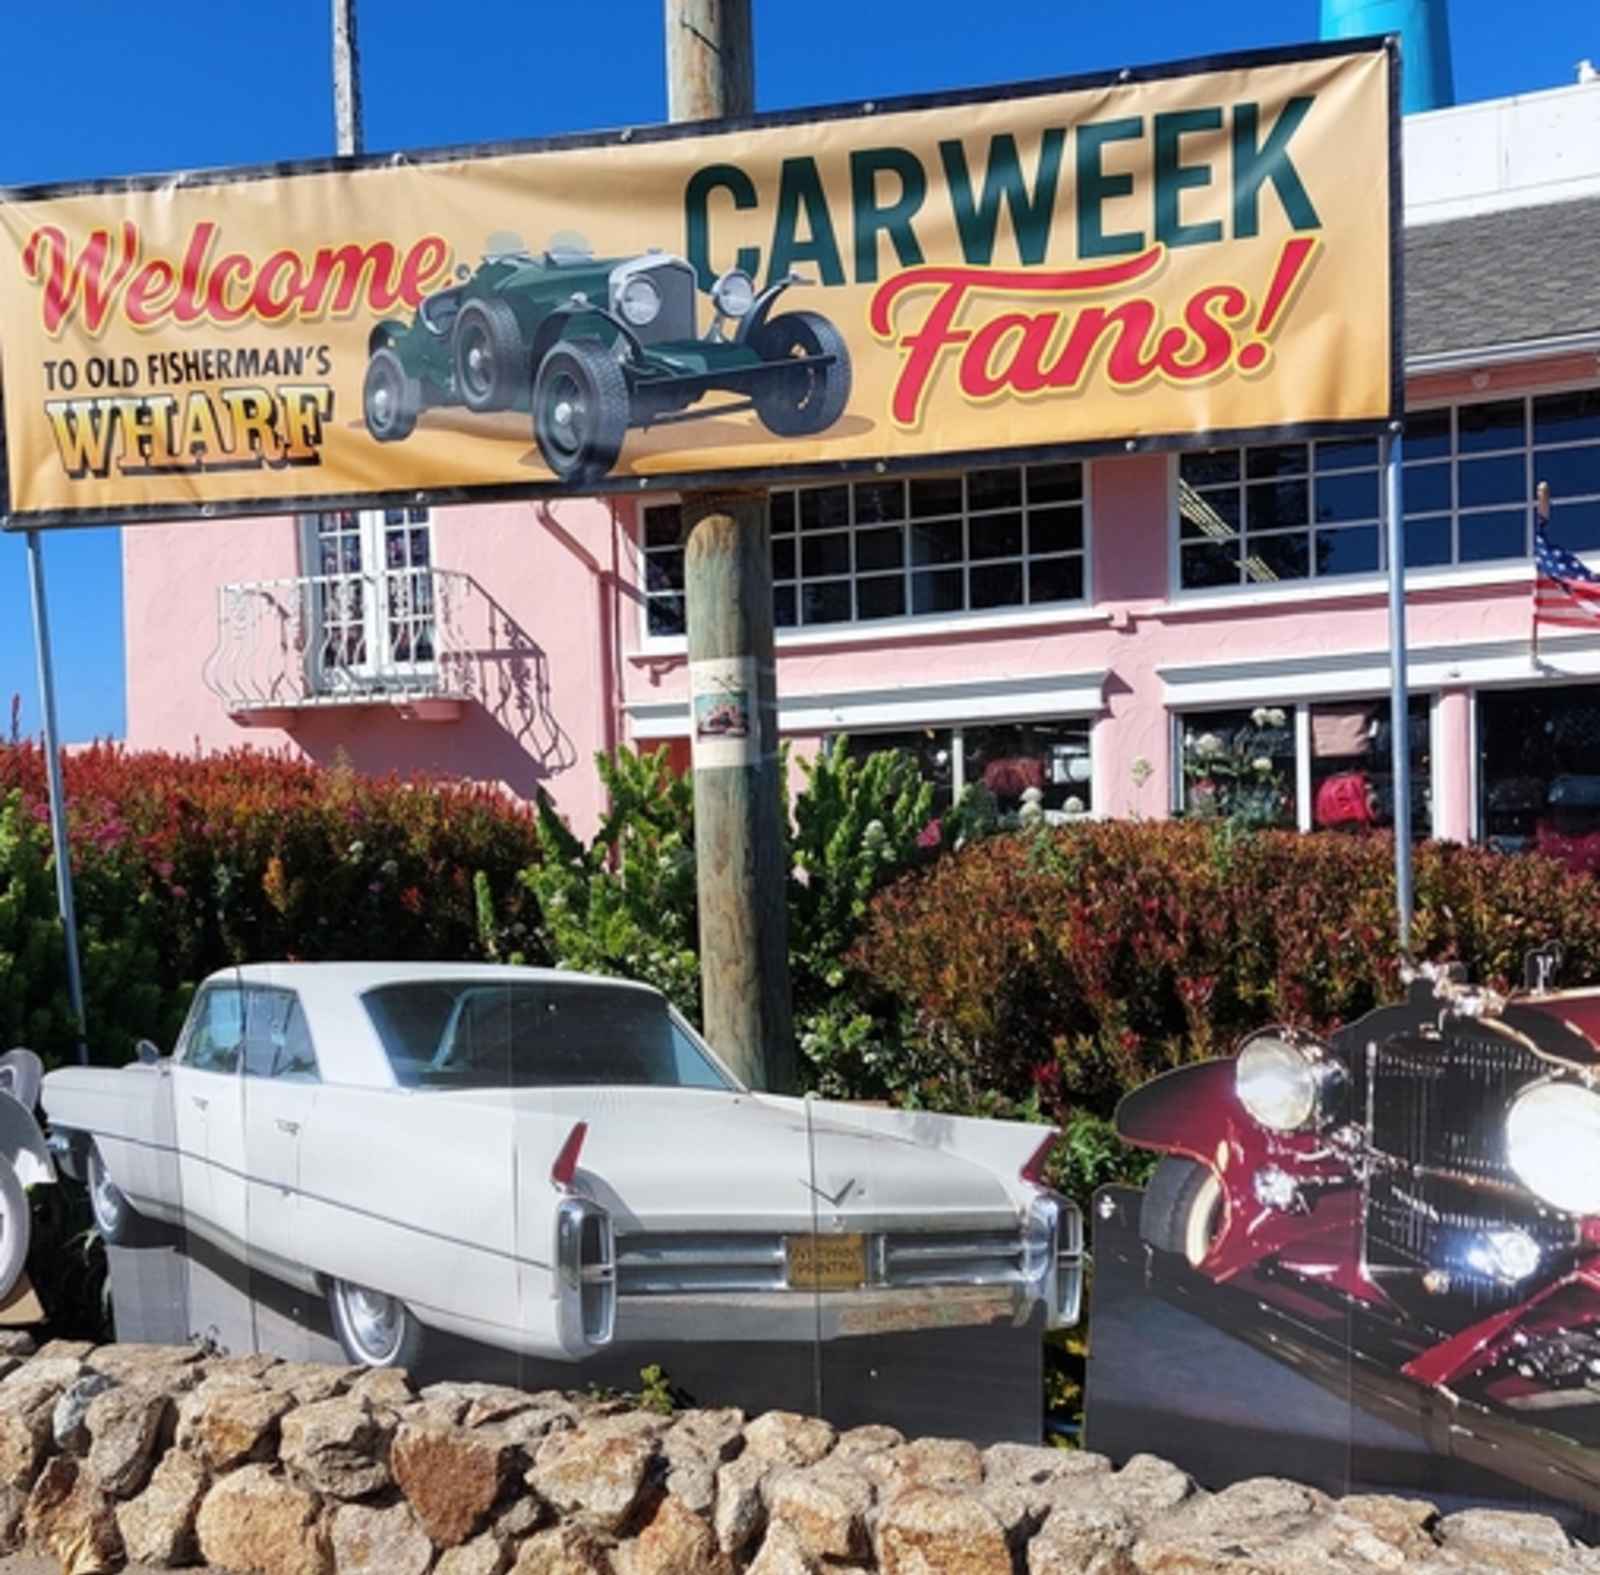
[0,41,1395,527]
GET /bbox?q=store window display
[1480,687,1600,873]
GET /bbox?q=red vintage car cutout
[1115,954,1600,1510]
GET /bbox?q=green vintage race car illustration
[363,235,853,484]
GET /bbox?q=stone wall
[0,1337,1592,1574]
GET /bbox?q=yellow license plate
[786,1232,867,1291]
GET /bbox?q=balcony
[203,567,473,726]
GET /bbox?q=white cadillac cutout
[42,964,1083,1368]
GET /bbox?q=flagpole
[1532,480,1549,667]
[1382,428,1413,954]
[25,530,89,1065]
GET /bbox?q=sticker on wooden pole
[690,656,766,770]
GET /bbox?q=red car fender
[1115,1059,1242,1163]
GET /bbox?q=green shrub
[0,742,547,1066]
[857,819,1600,1130]
[527,738,948,1093]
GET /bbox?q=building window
[1177,697,1432,836]
[640,460,1087,638]
[1479,685,1600,871]
[1177,707,1298,827]
[1308,697,1431,837]
[834,719,1094,824]
[299,506,436,688]
[1177,387,1600,590]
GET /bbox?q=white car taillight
[1025,1191,1084,1328]
[556,1196,615,1350]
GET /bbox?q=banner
[0,39,1397,528]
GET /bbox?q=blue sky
[1,0,1593,742]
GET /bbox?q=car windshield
[361,980,736,1092]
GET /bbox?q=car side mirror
[456,264,470,281]
[135,1039,161,1066]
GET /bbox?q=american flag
[1534,486,1600,632]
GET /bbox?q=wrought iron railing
[202,567,473,715]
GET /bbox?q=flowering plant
[1181,709,1293,829]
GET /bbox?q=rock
[22,1456,122,1575]
[199,1352,282,1383]
[262,1362,358,1406]
[1436,1507,1577,1572]
[876,1487,1013,1575]
[1097,1454,1196,1522]
[744,1411,836,1468]
[86,1344,205,1389]
[392,1420,511,1548]
[330,1498,437,1575]
[665,1408,745,1464]
[984,1443,1111,1489]
[195,1462,331,1575]
[486,1407,576,1453]
[764,1461,873,1561]
[621,1490,727,1575]
[415,1382,540,1430]
[176,1385,294,1471]
[6,1358,83,1394]
[0,1333,36,1361]
[1028,1501,1139,1574]
[833,1424,904,1465]
[713,1452,770,1557]
[530,1417,660,1535]
[0,1359,22,1387]
[746,1523,821,1575]
[349,1367,417,1408]
[863,1438,985,1498]
[495,1493,547,1541]
[280,1396,392,1500]
[0,1379,70,1489]
[51,1373,119,1454]
[438,1531,511,1575]
[665,1456,716,1516]
[114,1450,208,1567]
[511,1523,613,1574]
[34,1340,96,1364]
[0,1483,26,1553]
[83,1387,169,1498]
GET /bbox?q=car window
[361,980,737,1091]
[186,987,244,1074]
[241,989,320,1083]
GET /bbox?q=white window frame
[1167,382,1600,603]
[297,507,438,694]
[637,458,1096,653]
[1171,693,1437,836]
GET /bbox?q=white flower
[1266,707,1287,728]
[1065,796,1085,814]
[1250,706,1270,727]
[1193,733,1223,759]
[1252,756,1273,774]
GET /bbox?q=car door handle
[191,1096,208,1111]
[276,1119,300,1136]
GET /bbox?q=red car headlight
[1235,1030,1344,1133]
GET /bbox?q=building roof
[1405,197,1600,359]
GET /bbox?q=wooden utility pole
[332,0,364,156]
[666,0,795,1093]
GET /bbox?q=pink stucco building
[127,78,1600,856]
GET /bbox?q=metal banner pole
[1382,429,1413,952]
[25,530,88,1064]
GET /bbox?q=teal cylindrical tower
[1320,0,1455,112]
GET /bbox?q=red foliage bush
[855,820,1600,1118]
[0,742,546,1059]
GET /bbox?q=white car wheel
[0,1161,28,1302]
[87,1143,143,1247]
[327,1278,425,1369]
